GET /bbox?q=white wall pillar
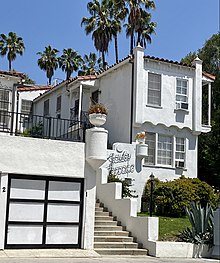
[0,173,8,249]
[208,82,211,126]
[133,45,144,126]
[86,127,108,170]
[191,57,203,134]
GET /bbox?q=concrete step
[94,231,130,237]
[94,242,138,249]
[95,207,106,212]
[94,236,134,243]
[95,221,118,226]
[94,226,123,231]
[95,216,114,221]
[95,211,111,217]
[94,248,148,256]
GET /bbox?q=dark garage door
[5,174,84,249]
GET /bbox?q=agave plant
[179,202,214,246]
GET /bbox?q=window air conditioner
[176,102,188,110]
[175,160,185,168]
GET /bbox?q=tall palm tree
[0,32,25,71]
[37,45,59,85]
[135,9,156,48]
[78,52,102,75]
[125,0,155,54]
[110,0,128,63]
[81,0,113,69]
[58,48,83,80]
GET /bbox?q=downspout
[130,56,134,144]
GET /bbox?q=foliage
[81,0,114,68]
[143,177,219,217]
[58,48,83,80]
[181,33,220,190]
[178,202,214,246]
[108,172,137,198]
[21,121,43,138]
[125,0,156,54]
[23,74,36,84]
[78,52,103,75]
[37,45,59,85]
[88,102,108,115]
[0,32,25,71]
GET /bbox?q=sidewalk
[0,249,219,263]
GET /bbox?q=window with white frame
[43,99,50,116]
[145,133,155,165]
[144,134,186,168]
[175,137,185,168]
[176,79,188,105]
[157,135,173,166]
[21,99,32,114]
[0,89,10,111]
[147,73,161,106]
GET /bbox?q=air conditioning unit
[175,160,185,168]
[176,102,188,110]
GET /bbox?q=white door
[5,175,84,248]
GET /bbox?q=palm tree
[125,0,155,54]
[37,45,59,85]
[81,0,113,69]
[110,0,128,63]
[135,9,156,48]
[58,48,83,80]
[78,52,102,75]
[0,32,25,71]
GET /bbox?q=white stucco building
[0,70,51,134]
[32,46,215,185]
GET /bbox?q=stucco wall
[33,84,70,119]
[0,135,85,177]
[99,62,132,145]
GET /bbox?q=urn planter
[89,113,107,127]
[136,143,148,158]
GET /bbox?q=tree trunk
[130,32,134,55]
[9,60,12,71]
[115,35,119,64]
[48,77,52,85]
[102,52,106,70]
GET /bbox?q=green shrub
[143,177,218,217]
[108,173,137,198]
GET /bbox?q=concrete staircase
[94,200,148,256]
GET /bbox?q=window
[91,90,99,104]
[145,133,155,165]
[176,79,188,103]
[44,99,49,116]
[74,99,79,116]
[21,99,32,114]
[0,89,10,111]
[56,95,61,112]
[147,73,161,106]
[158,135,172,166]
[175,137,185,168]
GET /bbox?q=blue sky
[0,0,219,85]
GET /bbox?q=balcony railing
[0,111,91,142]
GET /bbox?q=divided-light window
[21,99,32,114]
[144,133,186,168]
[43,99,50,116]
[147,73,161,106]
[176,79,188,103]
[0,89,10,111]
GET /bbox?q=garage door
[5,174,84,249]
